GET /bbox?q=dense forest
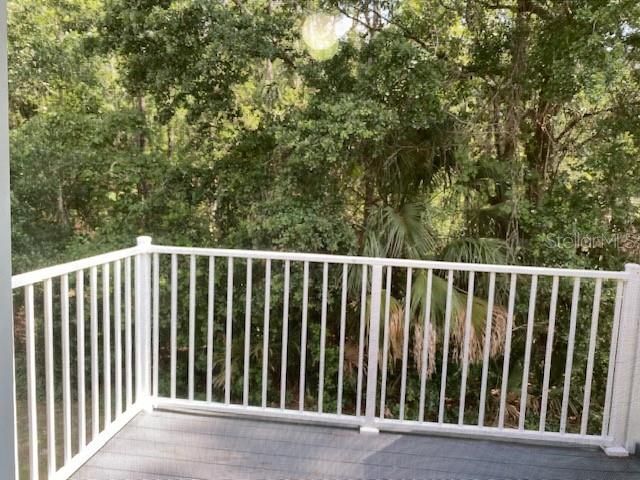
[7,1,640,468]
[9,0,640,273]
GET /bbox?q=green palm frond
[440,237,509,266]
[363,202,437,260]
[440,237,511,300]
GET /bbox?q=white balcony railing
[10,237,640,479]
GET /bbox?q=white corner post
[135,236,153,408]
[0,1,17,478]
[606,264,640,457]
[361,264,383,434]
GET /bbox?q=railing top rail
[149,245,629,281]
[11,246,143,289]
[10,241,629,289]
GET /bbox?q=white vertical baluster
[90,266,99,439]
[318,262,328,413]
[438,270,454,424]
[125,257,132,409]
[243,258,252,406]
[225,257,234,405]
[61,275,72,463]
[498,274,517,429]
[363,264,383,432]
[356,265,368,417]
[152,254,159,399]
[103,263,111,426]
[188,255,197,401]
[337,263,348,415]
[539,276,559,432]
[134,237,152,403]
[379,266,392,419]
[44,278,56,475]
[418,269,433,422]
[478,272,496,427]
[280,260,290,410]
[518,275,538,430]
[399,268,413,421]
[170,254,177,399]
[560,278,581,434]
[602,280,624,438]
[206,256,215,403]
[261,259,271,408]
[581,279,602,435]
[299,261,309,412]
[24,285,38,480]
[76,271,86,449]
[114,260,122,417]
[458,271,475,425]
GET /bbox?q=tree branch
[475,0,552,19]
[335,6,432,51]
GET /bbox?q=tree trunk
[135,96,150,230]
[525,97,559,206]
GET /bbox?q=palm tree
[360,201,510,377]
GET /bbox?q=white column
[624,266,640,454]
[0,1,17,477]
[361,264,382,434]
[135,236,153,406]
[606,264,640,456]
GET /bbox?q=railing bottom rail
[153,397,610,449]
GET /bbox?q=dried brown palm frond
[387,302,405,364]
[212,349,227,391]
[504,397,521,427]
[489,306,508,357]
[343,341,360,378]
[527,392,540,416]
[451,302,508,363]
[488,388,520,427]
[381,292,507,377]
[485,373,557,428]
[412,321,437,377]
[487,388,543,428]
[369,269,508,379]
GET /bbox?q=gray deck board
[71,410,640,480]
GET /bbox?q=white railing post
[361,264,383,434]
[606,264,640,456]
[135,236,153,407]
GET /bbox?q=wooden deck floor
[71,410,640,480]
